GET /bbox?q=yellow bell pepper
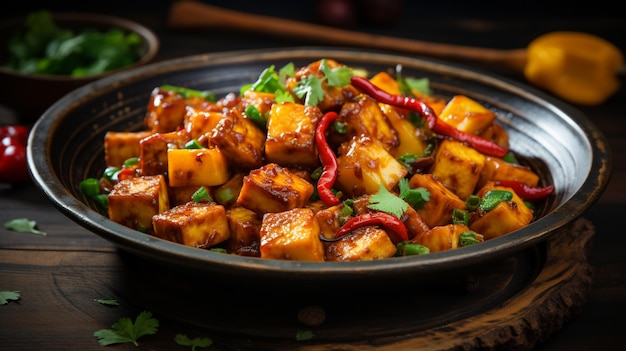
[524,31,624,105]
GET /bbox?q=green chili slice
[479,190,513,211]
[79,178,101,197]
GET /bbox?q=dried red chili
[0,125,30,184]
[334,212,408,243]
[315,111,341,206]
[494,180,554,201]
[350,76,508,158]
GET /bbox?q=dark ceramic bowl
[27,48,612,291]
[0,12,159,122]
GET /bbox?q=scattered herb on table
[94,297,119,306]
[4,218,47,236]
[93,310,159,347]
[0,291,21,305]
[174,334,213,351]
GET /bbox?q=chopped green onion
[210,247,228,253]
[184,139,204,149]
[160,84,216,101]
[192,186,212,203]
[310,167,323,180]
[479,190,513,211]
[397,242,430,256]
[215,188,234,204]
[465,195,481,211]
[452,208,469,226]
[459,231,481,247]
[123,157,139,167]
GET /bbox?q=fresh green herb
[405,77,432,95]
[0,291,21,305]
[274,89,295,104]
[459,231,482,246]
[214,188,234,205]
[479,190,513,211]
[465,194,481,211]
[452,208,469,226]
[278,61,295,79]
[184,139,205,149]
[94,194,109,211]
[367,184,407,218]
[123,157,139,167]
[209,247,228,253]
[397,152,421,170]
[248,65,284,94]
[95,297,119,306]
[398,178,430,209]
[331,121,347,134]
[160,85,216,102]
[340,200,354,217]
[296,330,314,341]
[502,152,518,164]
[93,311,159,347]
[174,334,213,351]
[5,10,144,77]
[102,166,120,182]
[319,58,352,87]
[292,74,325,106]
[397,242,429,256]
[245,105,267,129]
[192,186,212,203]
[4,218,46,236]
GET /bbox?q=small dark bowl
[0,12,159,122]
[27,47,612,292]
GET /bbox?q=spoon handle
[167,0,528,72]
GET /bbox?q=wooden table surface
[1,1,625,350]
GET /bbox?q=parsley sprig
[93,311,159,347]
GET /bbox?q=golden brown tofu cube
[259,207,324,261]
[237,163,314,215]
[241,90,275,117]
[265,102,322,169]
[409,173,467,228]
[478,156,540,189]
[469,182,534,240]
[412,224,480,253]
[431,139,486,200]
[226,206,261,257]
[336,135,408,197]
[152,201,230,248]
[183,106,225,142]
[379,103,430,158]
[144,87,188,133]
[314,204,344,240]
[325,226,397,261]
[139,129,191,176]
[210,109,266,170]
[104,131,152,168]
[108,175,169,233]
[167,148,230,187]
[438,95,497,135]
[338,95,399,151]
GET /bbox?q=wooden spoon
[167,0,623,105]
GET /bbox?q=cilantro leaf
[292,75,325,106]
[4,218,47,236]
[0,291,21,305]
[94,311,159,346]
[319,58,352,87]
[398,178,430,209]
[367,184,407,218]
[174,334,213,351]
[405,77,432,95]
[95,297,119,306]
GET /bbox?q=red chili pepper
[350,76,508,158]
[0,125,30,184]
[315,111,341,206]
[116,167,136,182]
[494,179,554,201]
[334,212,408,243]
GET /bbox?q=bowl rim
[26,47,613,284]
[0,11,160,81]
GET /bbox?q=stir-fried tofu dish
[80,59,554,262]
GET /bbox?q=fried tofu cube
[210,109,265,170]
[431,139,486,200]
[167,148,230,187]
[379,103,430,158]
[259,207,324,261]
[438,95,497,134]
[241,90,275,116]
[325,226,397,261]
[108,175,169,233]
[338,95,399,151]
[139,129,191,176]
[226,206,261,257]
[469,182,534,240]
[104,131,152,167]
[237,163,314,215]
[314,204,344,240]
[144,87,188,133]
[265,102,322,169]
[183,106,225,142]
[152,201,230,248]
[409,173,467,228]
[478,156,540,189]
[412,224,481,253]
[336,135,408,197]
